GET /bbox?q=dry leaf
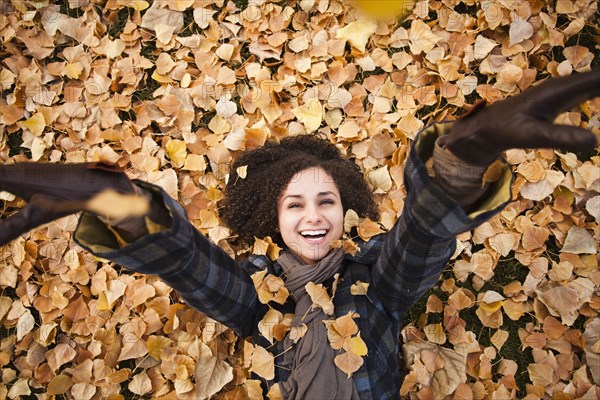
[85,191,150,223]
[350,281,370,296]
[357,218,384,241]
[291,98,322,133]
[424,323,447,345]
[258,308,284,344]
[195,342,234,398]
[305,282,334,315]
[249,345,275,381]
[325,312,359,350]
[335,21,377,53]
[582,317,600,384]
[491,329,509,351]
[128,372,152,396]
[561,227,597,254]
[409,20,439,54]
[403,341,467,400]
[334,351,364,377]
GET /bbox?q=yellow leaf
[166,139,187,167]
[64,62,84,79]
[345,333,368,357]
[30,137,46,161]
[292,98,322,133]
[528,363,555,387]
[20,112,46,136]
[353,0,416,20]
[170,0,195,11]
[561,226,597,254]
[448,289,474,310]
[208,226,230,244]
[147,335,173,361]
[335,20,377,53]
[267,383,282,400]
[253,236,283,261]
[198,209,219,229]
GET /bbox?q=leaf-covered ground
[1,0,599,399]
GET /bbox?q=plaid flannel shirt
[75,123,513,399]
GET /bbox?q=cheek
[332,207,344,237]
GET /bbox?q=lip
[299,229,330,244]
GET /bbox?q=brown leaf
[350,281,370,297]
[194,342,234,398]
[334,351,364,377]
[325,312,359,350]
[527,363,555,387]
[249,345,275,381]
[357,218,384,241]
[403,341,467,400]
[46,343,77,372]
[128,371,152,396]
[305,282,334,315]
[582,317,600,384]
[47,374,73,395]
[258,308,284,344]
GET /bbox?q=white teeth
[300,230,327,236]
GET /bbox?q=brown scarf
[277,248,360,400]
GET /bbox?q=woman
[1,71,599,398]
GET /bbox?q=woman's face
[277,167,344,265]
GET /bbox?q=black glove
[0,162,149,245]
[446,70,600,165]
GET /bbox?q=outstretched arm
[371,70,599,319]
[0,162,260,337]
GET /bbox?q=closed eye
[320,199,335,205]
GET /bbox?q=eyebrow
[283,191,338,200]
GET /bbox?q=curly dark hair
[220,135,379,246]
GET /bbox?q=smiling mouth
[300,229,328,240]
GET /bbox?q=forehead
[282,167,339,196]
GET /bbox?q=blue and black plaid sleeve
[75,180,259,337]
[371,124,513,320]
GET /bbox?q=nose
[304,203,322,224]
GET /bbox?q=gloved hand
[0,162,154,246]
[446,70,600,165]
